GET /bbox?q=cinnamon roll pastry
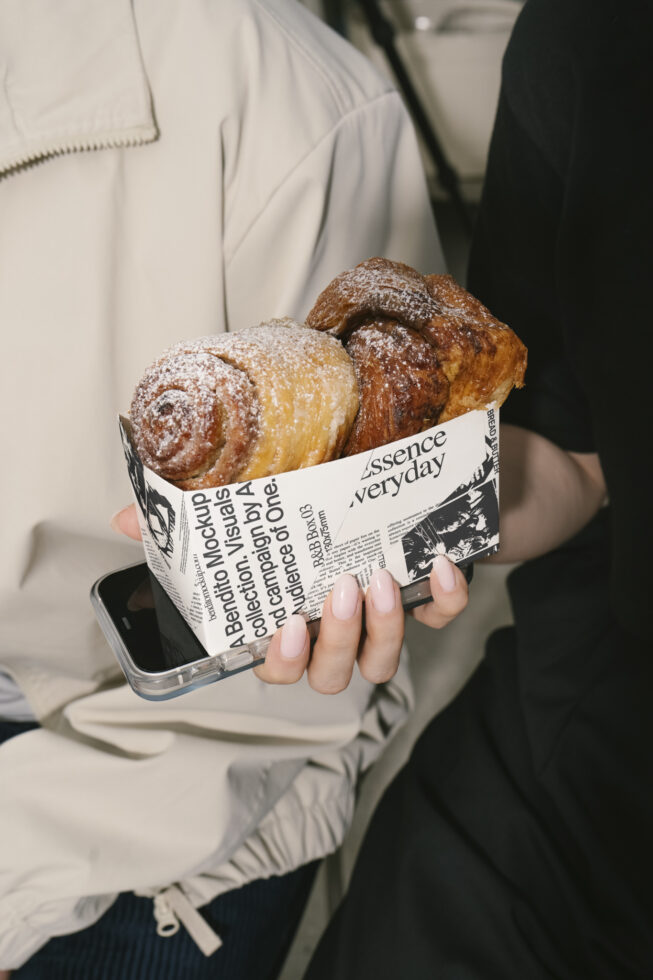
[130,318,359,489]
[306,257,527,449]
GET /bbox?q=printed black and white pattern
[402,455,499,580]
[120,425,176,558]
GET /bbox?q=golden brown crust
[422,273,527,421]
[130,319,359,488]
[131,259,527,489]
[306,256,439,336]
[307,258,527,437]
[130,350,258,490]
[342,321,449,456]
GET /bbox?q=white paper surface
[120,407,499,654]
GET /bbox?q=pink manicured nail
[280,615,307,659]
[433,555,457,593]
[368,568,396,614]
[331,574,360,621]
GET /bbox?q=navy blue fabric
[12,867,318,980]
[0,721,40,740]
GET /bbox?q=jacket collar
[0,0,157,177]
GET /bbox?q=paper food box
[119,403,500,659]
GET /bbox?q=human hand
[0,969,12,979]
[111,505,469,692]
[110,504,142,541]
[255,556,468,693]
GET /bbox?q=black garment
[304,514,652,979]
[469,0,653,640]
[304,1,653,977]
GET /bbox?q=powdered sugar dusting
[341,320,449,455]
[131,349,259,486]
[130,259,526,489]
[307,257,439,335]
[130,319,359,487]
[307,257,527,422]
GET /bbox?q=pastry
[306,257,527,450]
[130,318,359,489]
[339,320,449,456]
[130,260,527,487]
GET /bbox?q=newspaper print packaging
[119,405,500,655]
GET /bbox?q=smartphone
[91,562,472,701]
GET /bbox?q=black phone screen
[95,563,210,673]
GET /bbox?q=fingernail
[433,555,456,593]
[280,615,307,659]
[331,574,360,621]
[368,568,396,614]
[110,509,127,534]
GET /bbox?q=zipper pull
[154,886,223,956]
[153,891,181,938]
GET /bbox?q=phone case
[91,563,472,701]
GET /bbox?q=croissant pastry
[130,318,359,489]
[131,260,526,489]
[306,256,527,454]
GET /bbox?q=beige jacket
[0,0,443,966]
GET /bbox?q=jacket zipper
[152,886,223,957]
[1,125,158,177]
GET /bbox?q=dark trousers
[305,522,653,979]
[1,722,318,980]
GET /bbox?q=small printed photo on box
[402,445,500,578]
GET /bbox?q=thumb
[110,504,142,541]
